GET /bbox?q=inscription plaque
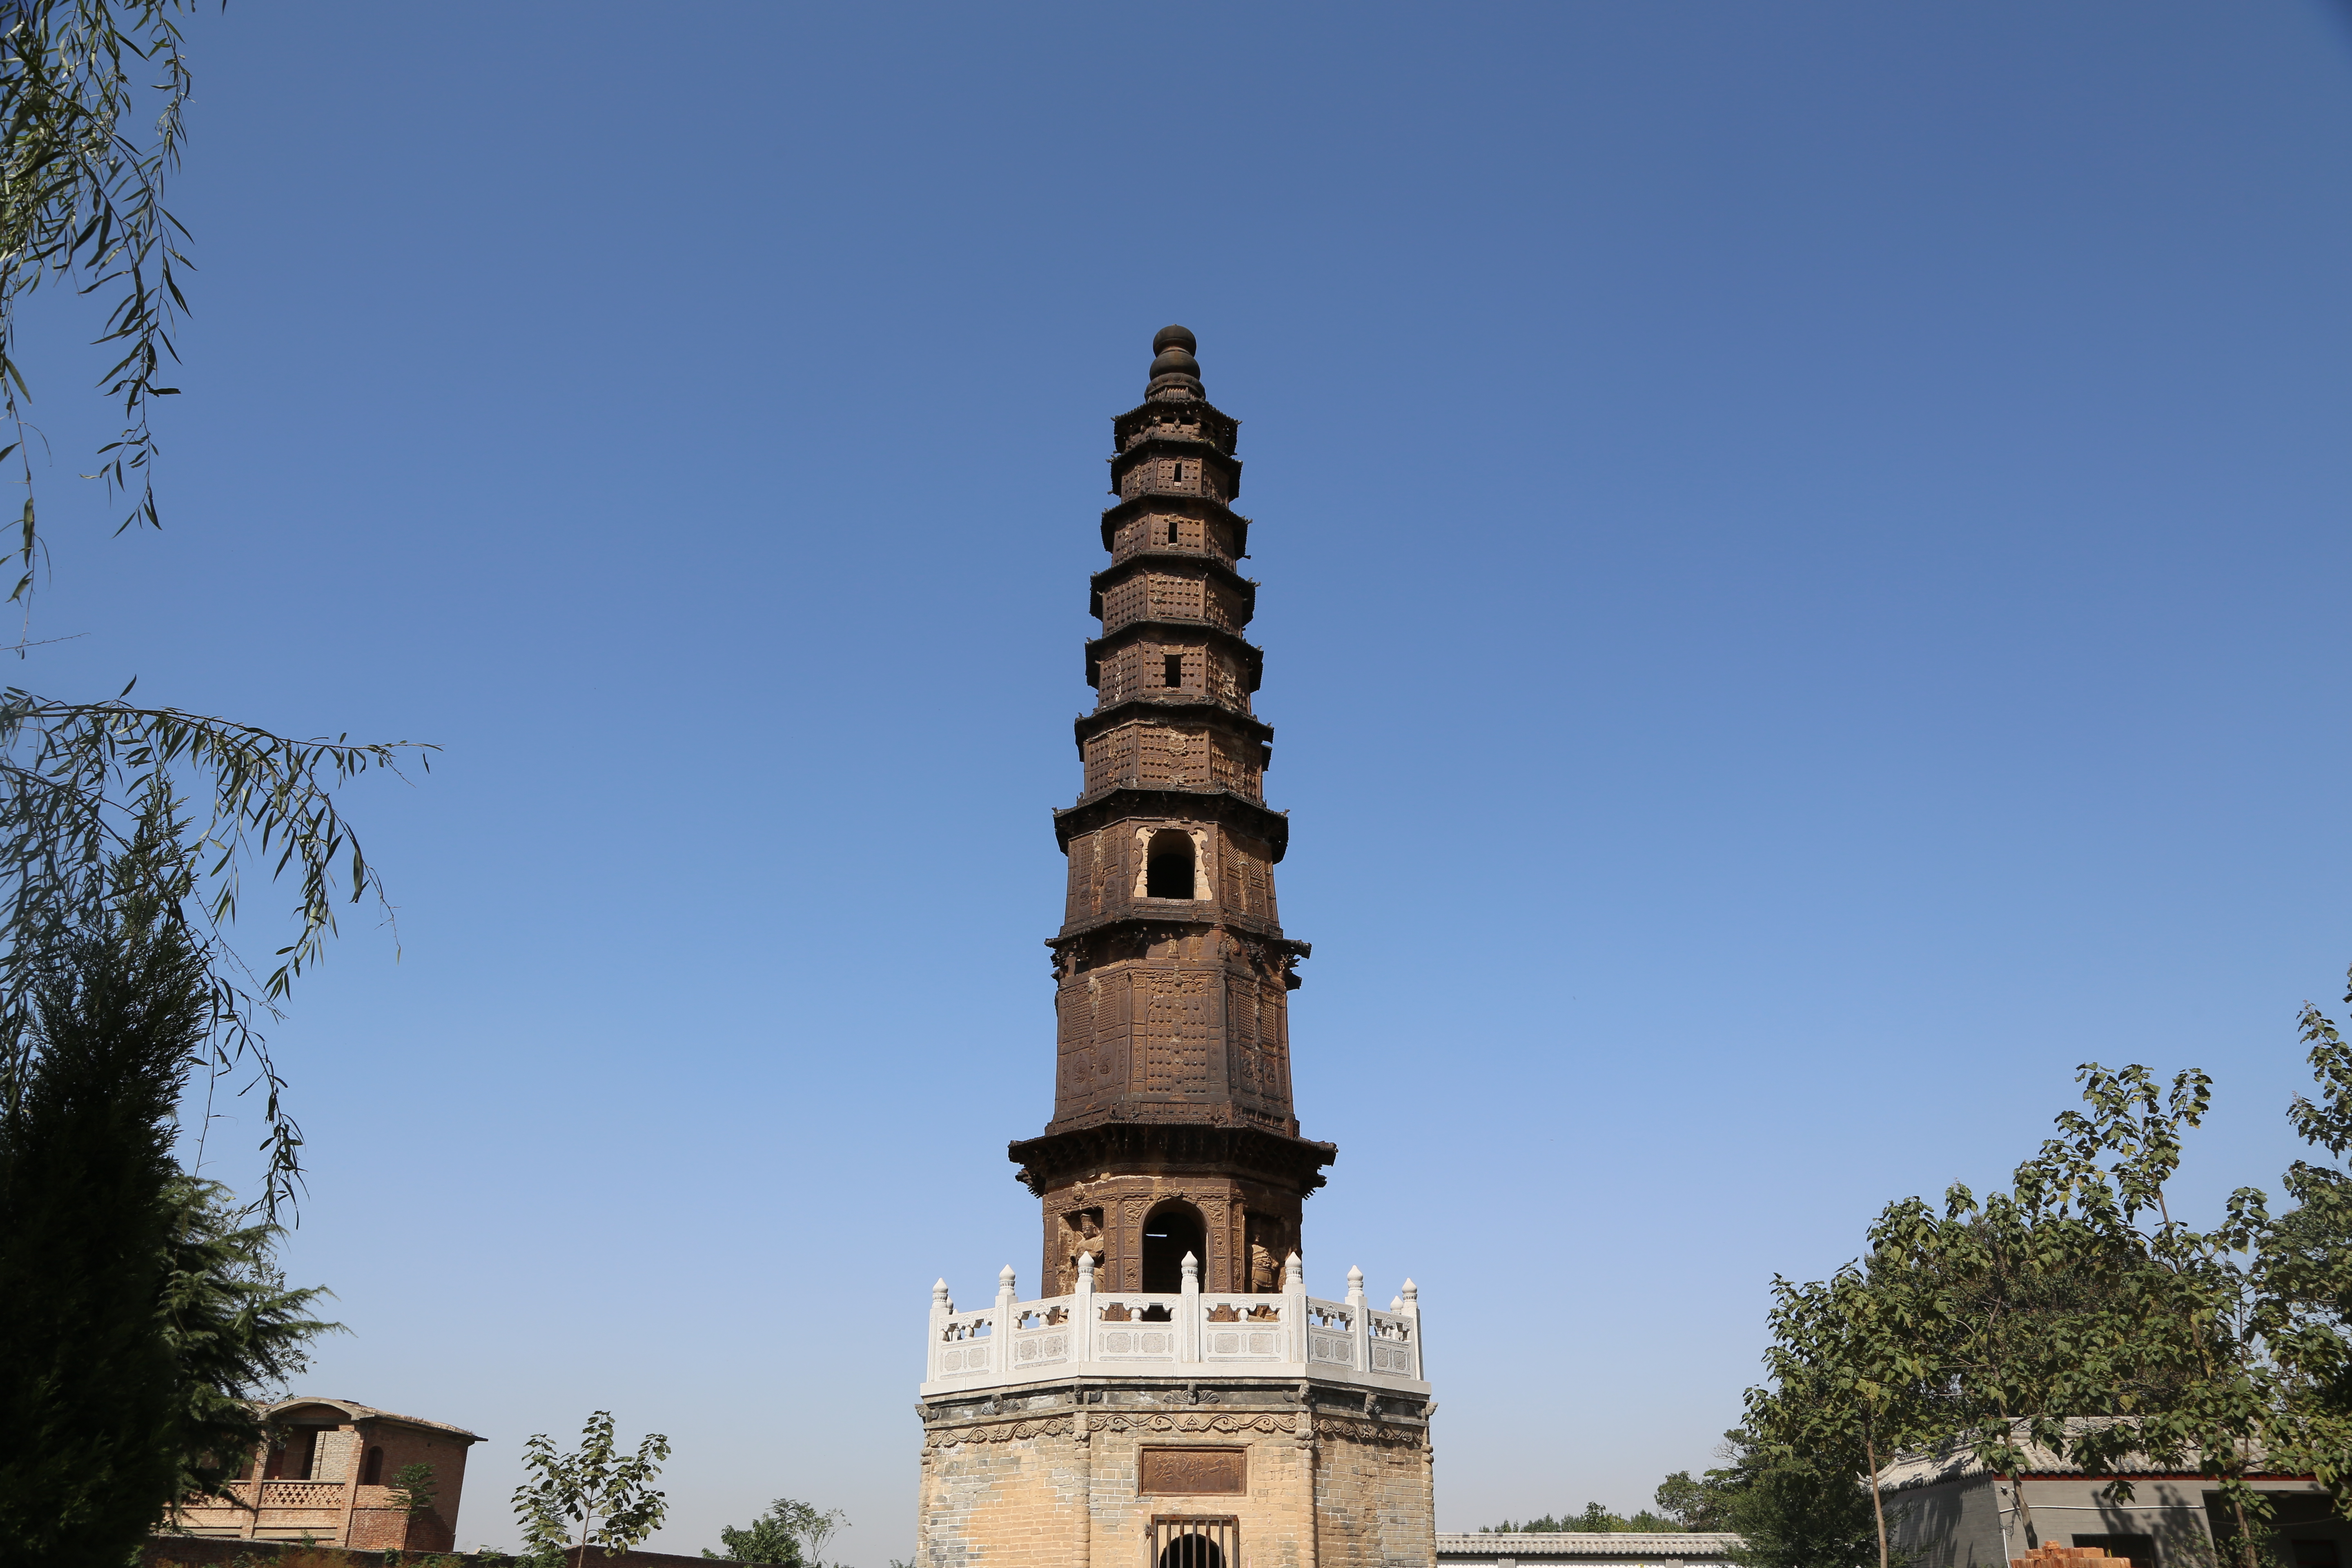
[1138,1447,1246,1496]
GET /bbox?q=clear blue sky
[13,2,2352,1556]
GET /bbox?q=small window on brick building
[1167,519,1179,544]
[1146,831,1196,900]
[1163,654,1183,688]
[1172,463,1183,483]
[362,1446,383,1486]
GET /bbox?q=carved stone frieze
[1309,1415,1428,1449]
[924,1414,1078,1450]
[1091,1412,1296,1437]
[924,1408,1301,1452]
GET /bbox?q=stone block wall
[918,1381,1435,1568]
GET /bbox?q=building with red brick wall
[168,1396,482,1550]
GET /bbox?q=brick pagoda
[1009,322,1333,1303]
[915,330,1437,1568]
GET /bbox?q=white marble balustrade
[921,1250,1427,1397]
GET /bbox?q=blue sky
[12,2,2352,1557]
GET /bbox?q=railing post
[1076,1249,1097,1364]
[1180,1251,1201,1363]
[995,1264,1018,1374]
[929,1278,951,1383]
[1400,1278,1422,1380]
[1346,1265,1370,1374]
[1282,1251,1307,1365]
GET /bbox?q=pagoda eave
[1046,909,1305,947]
[1052,786,1291,860]
[1112,398,1240,450]
[1089,550,1259,607]
[1085,621,1264,689]
[1098,494,1254,554]
[1073,697,1274,748]
[1009,1120,1337,1198]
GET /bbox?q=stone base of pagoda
[915,1373,1435,1568]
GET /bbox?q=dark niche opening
[1160,1536,1225,1568]
[1163,653,1184,689]
[1146,831,1196,900]
[1141,1201,1207,1294]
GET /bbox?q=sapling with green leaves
[513,1411,672,1563]
[390,1461,439,1524]
[704,1497,847,1566]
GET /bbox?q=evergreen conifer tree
[0,853,330,1558]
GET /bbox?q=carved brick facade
[1012,327,1335,1298]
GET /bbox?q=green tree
[0,4,420,1550]
[0,2,432,1215]
[2258,972,2352,1511]
[514,1411,673,1563]
[390,1461,440,1526]
[1710,1430,1880,1568]
[0,865,332,1556]
[2009,1064,2279,1567]
[1760,1058,2326,1568]
[156,1171,334,1512]
[704,1498,847,1566]
[1656,1468,1736,1531]
[1747,1258,1934,1568]
[0,0,196,550]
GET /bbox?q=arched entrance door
[1151,1517,1238,1568]
[1159,1535,1224,1568]
[1140,1201,1206,1294]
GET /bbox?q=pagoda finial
[1146,323,1203,398]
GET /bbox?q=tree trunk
[1865,1419,1890,1568]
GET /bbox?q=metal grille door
[1151,1516,1239,1568]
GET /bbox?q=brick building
[1880,1430,2352,1568]
[914,330,1437,1568]
[169,1396,481,1550]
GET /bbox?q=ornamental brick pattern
[1012,327,1337,1299]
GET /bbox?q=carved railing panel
[923,1273,1424,1391]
